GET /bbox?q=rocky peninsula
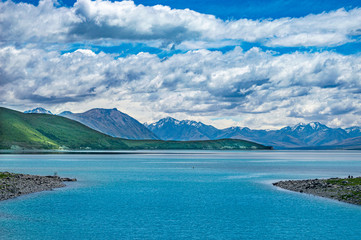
[0,172,76,201]
[273,176,361,205]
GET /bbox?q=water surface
[0,151,360,239]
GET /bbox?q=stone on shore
[273,176,361,205]
[0,172,77,201]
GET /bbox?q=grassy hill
[122,138,269,150]
[0,107,271,150]
[0,107,129,150]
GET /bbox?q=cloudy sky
[1,0,361,129]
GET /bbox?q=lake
[0,150,361,239]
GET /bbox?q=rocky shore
[273,176,361,205]
[0,172,76,201]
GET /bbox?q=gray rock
[273,177,361,205]
[0,172,77,201]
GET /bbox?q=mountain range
[1,107,269,150]
[23,107,361,149]
[144,117,220,141]
[146,117,361,149]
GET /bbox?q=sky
[1,0,361,129]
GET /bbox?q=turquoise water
[0,151,361,239]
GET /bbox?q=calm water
[0,151,361,240]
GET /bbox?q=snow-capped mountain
[289,122,329,132]
[146,117,220,141]
[24,107,53,115]
[345,126,361,137]
[146,119,361,148]
[23,107,361,149]
[277,122,348,147]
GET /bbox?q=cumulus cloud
[1,45,361,128]
[2,0,361,129]
[1,0,361,47]
[0,0,77,44]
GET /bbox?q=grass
[326,177,361,186]
[0,107,272,150]
[0,172,11,179]
[0,107,129,150]
[340,191,361,201]
[122,138,268,150]
[0,172,12,189]
[323,177,361,202]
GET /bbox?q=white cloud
[233,8,361,47]
[1,45,361,129]
[1,0,361,47]
[0,0,77,44]
[1,0,361,129]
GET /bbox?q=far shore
[273,176,361,205]
[0,172,76,201]
[0,149,274,155]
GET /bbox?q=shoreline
[0,172,76,201]
[273,176,361,205]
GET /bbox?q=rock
[61,177,77,182]
[273,176,361,206]
[0,172,77,201]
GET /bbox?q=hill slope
[0,107,270,150]
[327,136,361,150]
[0,107,128,150]
[59,108,158,140]
[122,138,270,150]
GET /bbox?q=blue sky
[10,0,361,56]
[1,0,361,129]
[13,0,361,19]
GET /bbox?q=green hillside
[0,107,129,150]
[0,107,272,150]
[122,138,270,150]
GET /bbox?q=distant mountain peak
[81,108,129,117]
[154,117,208,128]
[24,107,52,115]
[291,122,305,131]
[307,122,329,130]
[86,108,117,112]
[60,107,158,140]
[146,117,220,141]
[345,126,361,134]
[164,116,178,121]
[183,119,202,127]
[346,126,361,130]
[229,126,246,130]
[153,117,180,127]
[290,122,328,131]
[101,108,118,112]
[59,111,73,116]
